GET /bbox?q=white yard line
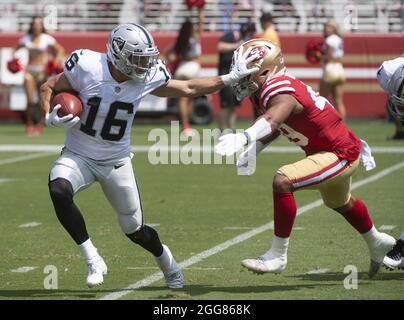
[100,160,404,300]
[379,225,397,231]
[0,152,55,165]
[19,222,42,228]
[0,145,62,152]
[306,268,330,275]
[10,266,38,273]
[1,145,404,154]
[0,178,16,184]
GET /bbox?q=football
[51,92,83,117]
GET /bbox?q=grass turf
[0,120,403,300]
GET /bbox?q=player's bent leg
[241,174,294,274]
[48,177,107,287]
[101,160,183,288]
[49,152,106,287]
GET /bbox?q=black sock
[126,225,164,257]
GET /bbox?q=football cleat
[86,255,108,288]
[155,244,184,289]
[165,270,184,289]
[383,239,404,270]
[367,233,396,278]
[241,252,287,274]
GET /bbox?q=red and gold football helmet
[231,39,286,100]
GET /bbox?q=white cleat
[165,270,184,289]
[368,233,396,278]
[241,253,287,274]
[155,244,184,289]
[86,256,108,288]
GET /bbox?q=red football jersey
[250,73,361,161]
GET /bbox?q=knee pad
[49,178,74,206]
[118,213,141,235]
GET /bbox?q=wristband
[244,118,272,142]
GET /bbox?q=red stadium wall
[1,31,403,120]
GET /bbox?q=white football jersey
[377,57,404,94]
[63,49,171,161]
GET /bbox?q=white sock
[272,235,289,254]
[155,244,179,275]
[79,239,99,262]
[400,230,404,241]
[362,225,380,247]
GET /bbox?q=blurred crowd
[0,0,403,33]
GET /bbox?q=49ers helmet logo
[248,46,268,60]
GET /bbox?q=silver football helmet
[107,24,159,82]
[388,63,404,119]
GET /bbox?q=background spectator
[164,8,204,136]
[319,19,346,120]
[11,16,64,136]
[260,12,281,47]
[217,21,256,133]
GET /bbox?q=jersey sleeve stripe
[260,80,292,100]
[262,87,296,106]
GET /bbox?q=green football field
[0,120,403,300]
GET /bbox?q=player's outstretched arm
[152,46,260,98]
[215,94,297,156]
[151,76,226,98]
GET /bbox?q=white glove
[236,140,266,168]
[214,132,248,156]
[221,46,260,86]
[45,104,80,128]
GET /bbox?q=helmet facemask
[389,95,404,119]
[123,50,159,81]
[387,64,404,119]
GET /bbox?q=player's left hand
[221,46,260,86]
[215,133,248,156]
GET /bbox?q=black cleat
[383,239,404,270]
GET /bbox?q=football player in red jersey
[215,39,396,278]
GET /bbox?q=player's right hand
[45,104,80,128]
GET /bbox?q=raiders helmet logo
[112,37,126,54]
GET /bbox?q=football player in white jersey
[377,57,404,270]
[39,24,259,288]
